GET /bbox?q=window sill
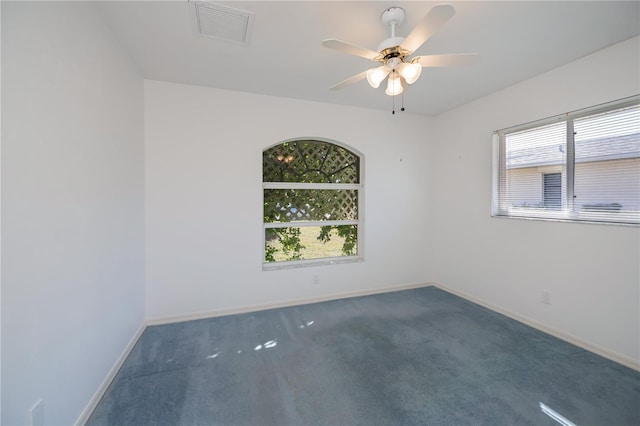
[492,212,639,227]
[262,256,364,271]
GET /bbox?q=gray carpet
[87,286,640,425]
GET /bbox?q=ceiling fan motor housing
[377,36,405,53]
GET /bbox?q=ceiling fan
[322,4,478,112]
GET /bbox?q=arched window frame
[262,138,364,270]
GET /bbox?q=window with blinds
[493,96,640,225]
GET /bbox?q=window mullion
[566,118,575,213]
[494,132,508,214]
[499,133,508,213]
[263,182,361,190]
[265,220,358,229]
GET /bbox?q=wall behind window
[2,2,145,425]
[144,80,432,320]
[430,36,640,366]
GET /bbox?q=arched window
[262,139,363,269]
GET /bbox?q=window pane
[264,189,358,223]
[573,105,640,223]
[543,173,562,208]
[504,122,566,211]
[263,141,360,183]
[265,225,358,262]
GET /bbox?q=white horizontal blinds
[503,122,567,215]
[573,105,640,224]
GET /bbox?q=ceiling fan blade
[400,4,455,53]
[329,70,368,91]
[322,39,379,61]
[414,53,479,68]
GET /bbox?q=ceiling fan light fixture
[385,72,404,96]
[399,62,422,84]
[366,66,389,88]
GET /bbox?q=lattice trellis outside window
[263,139,363,269]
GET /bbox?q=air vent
[192,1,255,45]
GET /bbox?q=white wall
[1,2,145,424]
[144,80,431,320]
[430,36,640,367]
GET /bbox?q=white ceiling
[96,1,640,116]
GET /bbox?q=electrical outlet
[541,290,551,305]
[29,399,44,426]
[312,274,320,285]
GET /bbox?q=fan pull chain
[392,91,395,114]
[391,77,406,114]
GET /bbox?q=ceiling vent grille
[193,2,255,45]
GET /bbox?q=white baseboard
[75,322,147,425]
[146,281,431,326]
[432,282,640,372]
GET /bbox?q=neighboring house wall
[507,168,551,207]
[507,158,640,211]
[1,3,145,425]
[430,36,640,367]
[575,158,640,210]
